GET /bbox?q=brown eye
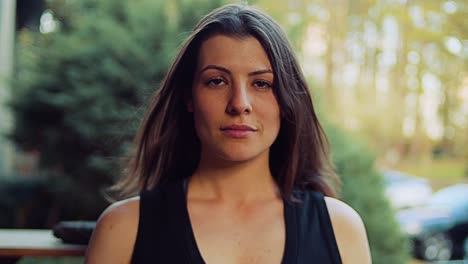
[253,80,272,89]
[206,77,227,86]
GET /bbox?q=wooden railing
[0,229,86,263]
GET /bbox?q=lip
[220,124,257,131]
[220,124,257,138]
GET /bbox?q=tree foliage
[12,0,224,221]
[259,0,467,167]
[327,125,410,264]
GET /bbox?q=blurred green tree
[326,125,410,264]
[11,0,224,223]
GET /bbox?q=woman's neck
[189,154,279,204]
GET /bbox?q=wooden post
[0,0,16,177]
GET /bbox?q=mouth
[220,124,257,138]
[220,124,257,131]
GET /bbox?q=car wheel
[419,233,453,261]
[464,236,467,260]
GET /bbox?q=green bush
[327,125,410,263]
[12,0,224,224]
[0,176,51,228]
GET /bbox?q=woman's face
[190,34,281,163]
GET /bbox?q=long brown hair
[112,3,340,200]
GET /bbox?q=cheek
[255,100,281,141]
[192,111,211,144]
[271,112,282,135]
[270,105,282,139]
[263,98,281,128]
[192,95,222,136]
[193,107,215,127]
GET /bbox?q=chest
[187,200,285,264]
[131,184,342,264]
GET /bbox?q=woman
[86,3,371,264]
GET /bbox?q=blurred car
[397,184,468,261]
[382,170,433,209]
[464,237,468,260]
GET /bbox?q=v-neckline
[174,179,297,264]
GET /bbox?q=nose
[226,81,252,115]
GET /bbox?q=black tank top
[131,180,342,264]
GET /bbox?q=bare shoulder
[85,196,140,264]
[324,197,365,231]
[324,197,372,264]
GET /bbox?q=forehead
[196,34,272,71]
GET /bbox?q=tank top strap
[131,181,194,263]
[289,190,343,264]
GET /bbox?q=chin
[199,140,273,164]
[215,147,269,163]
[219,154,259,163]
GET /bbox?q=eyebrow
[199,65,273,76]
